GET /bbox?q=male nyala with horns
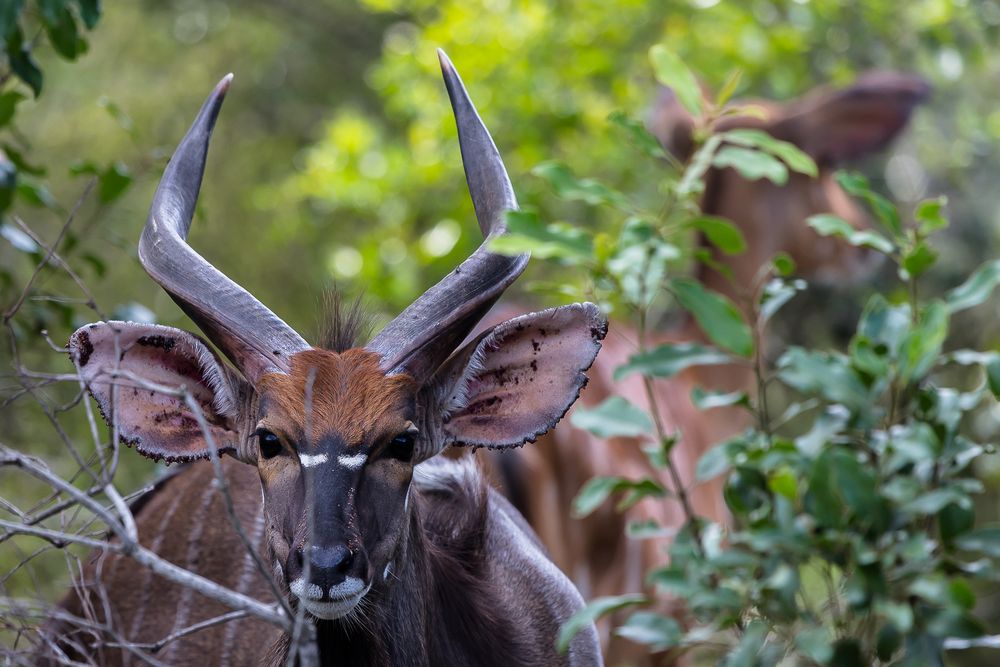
[53,51,605,666]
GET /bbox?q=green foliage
[516,45,1000,666]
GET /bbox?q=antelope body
[492,72,930,664]
[50,52,605,666]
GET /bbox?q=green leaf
[0,0,23,39]
[557,594,645,654]
[768,466,798,500]
[836,170,901,236]
[607,111,667,160]
[945,259,1000,313]
[96,161,131,203]
[614,342,731,381]
[614,612,681,651]
[715,68,742,107]
[901,241,937,278]
[940,503,975,544]
[570,396,653,438]
[778,348,869,412]
[490,210,593,261]
[648,44,701,117]
[987,358,1000,399]
[7,31,43,96]
[671,277,753,357]
[687,215,746,255]
[712,145,788,185]
[0,91,25,128]
[690,387,748,410]
[696,437,745,481]
[795,406,849,458]
[532,161,629,209]
[795,627,833,664]
[43,4,82,60]
[0,157,15,214]
[899,301,948,383]
[572,476,666,518]
[772,251,795,276]
[720,128,817,176]
[807,214,894,254]
[74,0,102,29]
[0,222,37,253]
[16,179,56,208]
[916,195,949,233]
[954,527,1000,557]
[759,277,805,324]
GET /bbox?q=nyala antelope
[51,52,605,666]
[487,71,930,665]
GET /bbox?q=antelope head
[69,52,606,621]
[650,71,930,286]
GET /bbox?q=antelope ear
[421,303,607,456]
[69,321,247,463]
[772,71,930,165]
[648,87,697,161]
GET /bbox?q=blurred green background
[3,0,1000,649]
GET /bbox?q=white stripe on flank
[299,453,328,467]
[338,453,367,469]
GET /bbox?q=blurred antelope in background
[49,52,605,666]
[495,71,930,664]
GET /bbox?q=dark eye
[256,429,282,459]
[386,432,416,462]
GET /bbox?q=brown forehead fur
[259,348,415,446]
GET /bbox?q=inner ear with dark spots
[69,321,244,463]
[425,303,607,453]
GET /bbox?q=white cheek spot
[338,453,367,469]
[404,488,410,513]
[299,453,328,467]
[383,561,393,581]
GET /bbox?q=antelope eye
[256,429,282,459]
[386,432,416,462]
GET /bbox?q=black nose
[294,544,355,588]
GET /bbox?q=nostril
[310,544,355,575]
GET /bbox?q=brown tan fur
[484,72,929,665]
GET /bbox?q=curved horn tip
[217,73,234,93]
[437,48,453,71]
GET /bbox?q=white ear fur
[69,321,244,462]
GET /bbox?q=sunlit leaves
[945,259,1000,313]
[806,214,894,254]
[572,476,667,518]
[720,128,817,177]
[532,161,630,209]
[490,210,592,262]
[607,111,667,160]
[648,44,701,117]
[712,145,788,185]
[571,396,653,439]
[614,342,731,381]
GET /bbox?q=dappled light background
[3,0,1000,657]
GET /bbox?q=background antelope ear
[421,303,607,456]
[69,321,247,463]
[770,71,930,165]
[648,87,697,161]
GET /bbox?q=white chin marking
[292,577,370,620]
[299,453,328,467]
[338,453,367,469]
